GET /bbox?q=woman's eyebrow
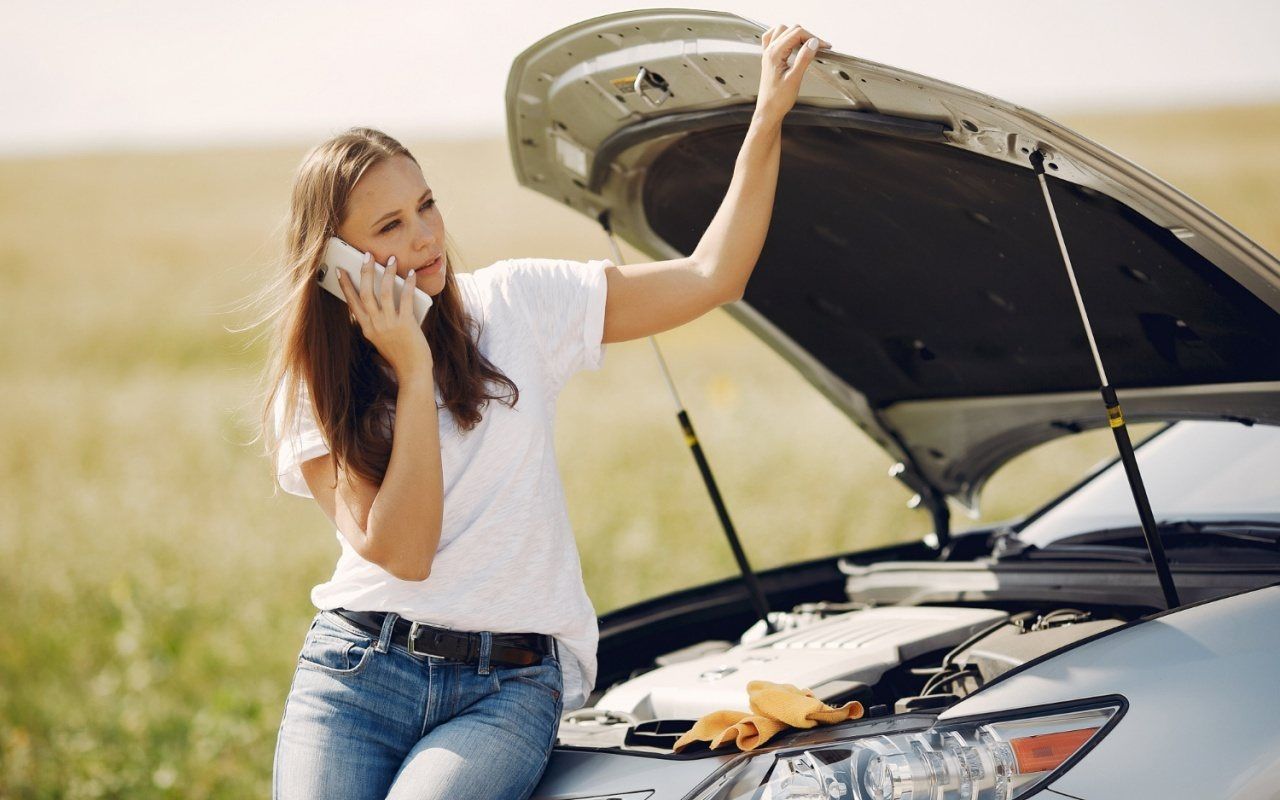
[370,189,432,230]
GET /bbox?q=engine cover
[594,606,1008,720]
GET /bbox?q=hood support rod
[1031,151,1180,609]
[599,212,776,634]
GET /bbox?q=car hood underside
[506,9,1280,511]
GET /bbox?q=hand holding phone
[321,238,435,377]
[317,237,433,325]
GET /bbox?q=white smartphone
[317,236,433,326]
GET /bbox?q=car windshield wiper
[1007,520,1280,562]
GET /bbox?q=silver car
[505,9,1280,799]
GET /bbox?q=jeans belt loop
[476,631,493,675]
[375,612,398,654]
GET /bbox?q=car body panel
[938,583,1280,799]
[506,8,1280,513]
[530,747,732,800]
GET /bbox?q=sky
[4,0,1279,156]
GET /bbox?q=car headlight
[688,697,1123,800]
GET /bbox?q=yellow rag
[670,680,864,753]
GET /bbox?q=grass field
[1,103,1277,796]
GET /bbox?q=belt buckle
[407,621,427,657]
[408,622,468,661]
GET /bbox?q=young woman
[262,23,828,800]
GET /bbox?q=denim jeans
[273,609,564,800]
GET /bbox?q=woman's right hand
[337,251,433,380]
[756,24,830,125]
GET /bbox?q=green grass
[1,103,1277,796]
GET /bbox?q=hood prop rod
[1030,151,1180,609]
[598,212,776,634]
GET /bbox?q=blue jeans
[273,610,564,800]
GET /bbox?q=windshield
[1015,420,1280,548]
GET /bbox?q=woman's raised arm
[598,23,830,345]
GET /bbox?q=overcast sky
[4,0,1279,155]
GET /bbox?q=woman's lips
[419,255,444,275]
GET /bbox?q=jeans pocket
[297,626,376,677]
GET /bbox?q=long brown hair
[253,128,518,493]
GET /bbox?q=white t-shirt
[272,256,612,713]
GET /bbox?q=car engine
[556,602,1124,750]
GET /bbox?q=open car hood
[505,9,1280,514]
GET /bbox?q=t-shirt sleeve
[272,377,330,498]
[490,257,611,390]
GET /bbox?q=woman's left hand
[755,24,832,125]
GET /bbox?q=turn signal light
[1010,727,1099,774]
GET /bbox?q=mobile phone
[316,237,433,326]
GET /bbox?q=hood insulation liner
[643,123,1280,408]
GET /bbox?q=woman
[262,23,828,800]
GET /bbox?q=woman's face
[336,153,448,297]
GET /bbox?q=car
[503,9,1280,799]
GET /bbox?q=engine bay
[557,598,1127,752]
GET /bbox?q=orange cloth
[671,680,864,753]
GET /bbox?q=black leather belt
[331,609,554,667]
